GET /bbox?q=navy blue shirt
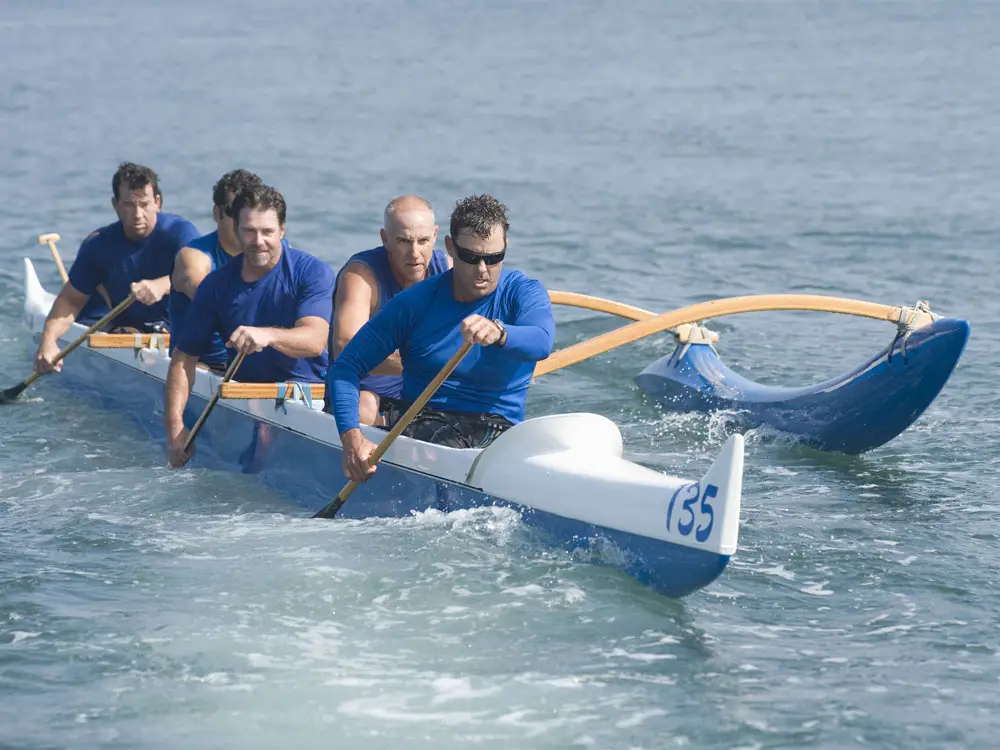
[68,212,200,330]
[175,241,335,384]
[167,230,240,365]
[76,292,110,325]
[330,268,555,433]
[330,246,450,399]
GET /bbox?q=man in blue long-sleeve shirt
[329,194,555,483]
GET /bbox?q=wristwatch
[492,318,507,347]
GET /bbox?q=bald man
[325,196,451,425]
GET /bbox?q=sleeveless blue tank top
[330,246,449,398]
[167,230,237,365]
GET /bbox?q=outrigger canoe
[19,258,745,598]
[545,292,970,454]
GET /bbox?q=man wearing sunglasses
[328,194,555,484]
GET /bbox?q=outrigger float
[544,292,970,454]
[18,258,744,599]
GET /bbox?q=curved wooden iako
[537,293,926,378]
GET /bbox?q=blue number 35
[666,482,717,543]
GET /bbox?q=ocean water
[1,1,998,748]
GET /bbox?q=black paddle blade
[313,496,345,520]
[0,380,30,404]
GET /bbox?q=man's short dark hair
[228,184,287,227]
[450,194,510,243]
[111,162,160,202]
[213,169,263,211]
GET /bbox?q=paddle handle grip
[48,246,68,283]
[37,234,68,282]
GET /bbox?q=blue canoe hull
[46,345,729,598]
[635,317,970,454]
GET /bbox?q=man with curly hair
[329,194,555,483]
[33,162,200,374]
[167,168,264,371]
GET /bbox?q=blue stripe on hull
[635,318,970,454]
[514,505,731,597]
[48,347,727,598]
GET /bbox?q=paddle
[182,350,247,453]
[533,293,905,378]
[314,339,474,520]
[38,233,68,283]
[0,292,138,404]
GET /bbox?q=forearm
[266,326,327,359]
[330,362,363,434]
[502,323,554,361]
[40,289,87,346]
[164,354,197,434]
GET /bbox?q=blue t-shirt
[68,213,200,330]
[167,230,240,365]
[330,268,555,434]
[76,292,110,325]
[330,246,450,399]
[175,241,335,384]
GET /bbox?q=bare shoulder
[335,260,378,309]
[171,246,214,295]
[175,245,213,272]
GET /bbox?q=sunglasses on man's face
[453,239,506,266]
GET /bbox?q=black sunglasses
[453,239,506,266]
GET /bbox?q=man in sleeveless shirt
[165,184,334,468]
[325,195,451,425]
[167,168,264,371]
[330,194,555,484]
[34,162,200,375]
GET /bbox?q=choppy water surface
[1,1,998,748]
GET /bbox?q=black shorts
[380,397,513,449]
[203,360,230,375]
[321,395,512,449]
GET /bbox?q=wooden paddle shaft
[0,292,138,402]
[37,233,68,283]
[534,293,904,378]
[183,351,246,452]
[316,339,474,518]
[19,292,138,390]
